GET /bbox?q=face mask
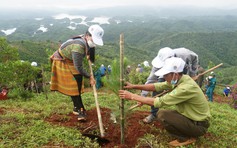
[87,40,96,48]
[171,73,178,85]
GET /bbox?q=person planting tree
[50,24,104,121]
[140,47,199,124]
[119,57,210,147]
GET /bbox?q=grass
[0,89,237,147]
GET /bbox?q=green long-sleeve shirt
[154,75,211,121]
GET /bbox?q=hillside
[0,89,236,147]
[4,17,236,59]
[1,13,237,84]
[142,31,237,67]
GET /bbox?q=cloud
[1,0,237,10]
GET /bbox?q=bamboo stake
[120,33,125,144]
[193,63,223,81]
[88,60,105,137]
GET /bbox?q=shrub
[0,61,40,98]
[229,83,237,109]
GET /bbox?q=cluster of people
[135,61,150,73]
[49,24,212,147]
[120,47,211,147]
[140,47,199,123]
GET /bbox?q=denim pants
[150,78,165,116]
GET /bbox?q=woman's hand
[90,75,95,86]
[87,55,90,60]
[119,90,133,100]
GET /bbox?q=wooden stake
[193,63,223,81]
[120,33,125,144]
[88,60,105,137]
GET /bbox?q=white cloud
[53,14,87,21]
[90,17,110,25]
[37,25,48,32]
[1,0,237,10]
[1,28,17,35]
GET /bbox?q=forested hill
[10,40,59,65]
[12,31,237,69]
[140,31,237,68]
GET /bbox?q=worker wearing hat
[119,57,210,147]
[141,47,199,123]
[206,71,216,102]
[223,86,231,97]
[50,24,104,121]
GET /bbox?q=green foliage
[102,58,130,94]
[228,83,237,109]
[0,61,39,88]
[0,37,19,62]
[216,66,237,85]
[102,58,135,118]
[136,133,169,148]
[8,87,34,99]
[103,59,122,95]
[0,38,47,99]
[127,67,151,85]
[11,40,58,65]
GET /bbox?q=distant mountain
[1,8,237,84]
[1,13,237,43]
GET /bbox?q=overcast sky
[1,0,237,10]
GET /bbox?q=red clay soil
[213,93,231,104]
[45,108,163,147]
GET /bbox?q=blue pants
[150,78,165,116]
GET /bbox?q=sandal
[143,114,156,123]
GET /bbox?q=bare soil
[45,108,163,147]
